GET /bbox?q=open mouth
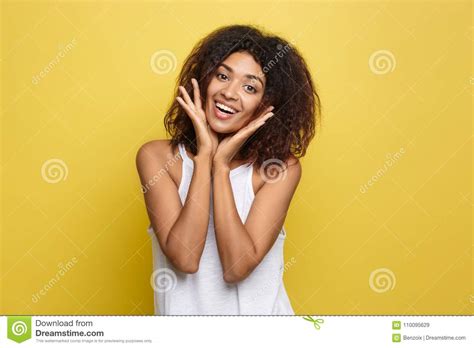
[214,101,239,115]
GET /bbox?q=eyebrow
[218,63,265,87]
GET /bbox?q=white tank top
[146,143,294,315]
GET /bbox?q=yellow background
[1,0,472,315]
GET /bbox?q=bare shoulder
[286,154,301,169]
[135,140,177,174]
[252,154,302,195]
[135,139,182,187]
[136,139,174,166]
[277,154,302,185]
[261,154,301,179]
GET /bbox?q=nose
[220,81,239,100]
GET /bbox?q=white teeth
[215,102,237,114]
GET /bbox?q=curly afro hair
[164,24,321,168]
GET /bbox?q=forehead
[219,51,265,81]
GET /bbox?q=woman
[136,24,321,315]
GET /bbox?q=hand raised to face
[211,105,275,169]
[176,78,218,158]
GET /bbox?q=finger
[176,96,197,120]
[245,113,274,135]
[264,111,275,122]
[258,105,275,119]
[178,86,195,110]
[233,112,274,143]
[251,111,274,128]
[191,78,202,110]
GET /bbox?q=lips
[213,100,240,120]
[215,101,238,113]
[213,103,233,120]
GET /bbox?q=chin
[207,119,236,134]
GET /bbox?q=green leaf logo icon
[7,316,32,343]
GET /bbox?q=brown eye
[245,85,256,93]
[216,73,228,80]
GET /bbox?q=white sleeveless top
[146,143,294,315]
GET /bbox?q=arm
[212,158,302,283]
[136,140,212,273]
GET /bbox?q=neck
[215,132,246,161]
[216,131,237,143]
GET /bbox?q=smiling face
[205,51,266,134]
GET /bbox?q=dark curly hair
[164,24,321,168]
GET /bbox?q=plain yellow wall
[1,0,472,315]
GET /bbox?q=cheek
[205,88,216,108]
[206,79,220,97]
[243,97,263,117]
